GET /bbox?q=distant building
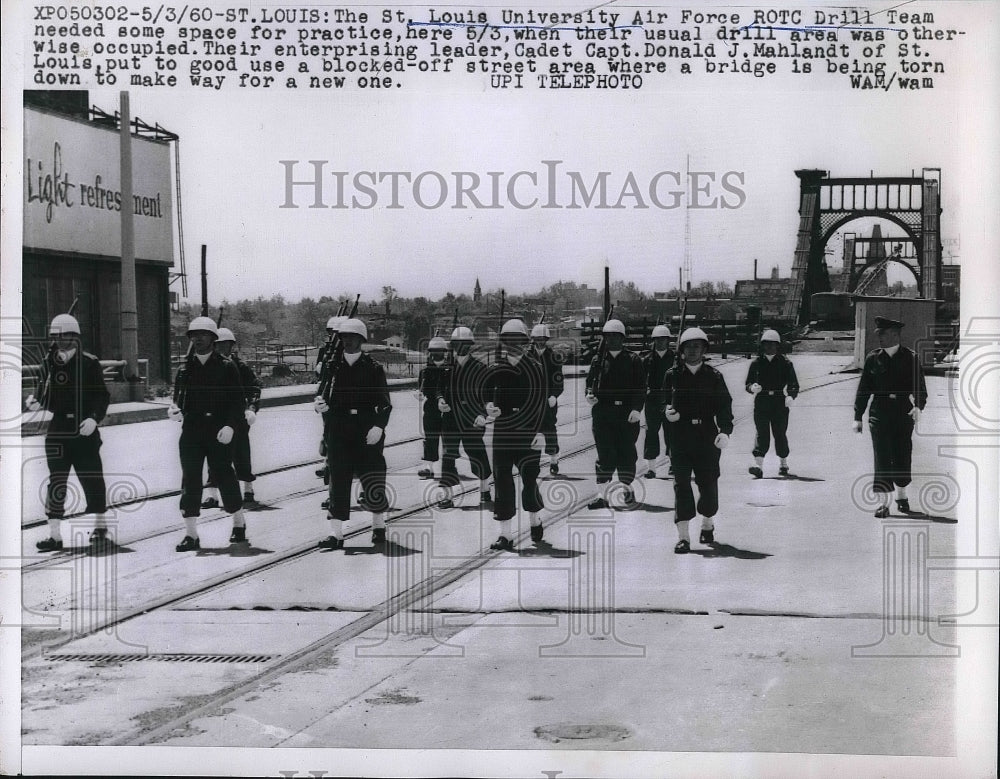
[473,278,482,303]
[733,267,790,319]
[384,334,405,349]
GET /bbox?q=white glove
[366,426,383,445]
[438,398,451,413]
[585,393,598,407]
[168,404,184,422]
[531,432,546,451]
[714,433,729,450]
[25,394,41,412]
[749,382,763,395]
[665,406,680,423]
[314,395,329,414]
[852,420,863,433]
[784,396,794,408]
[547,395,557,408]
[627,410,641,424]
[78,418,97,436]
[245,409,257,426]
[909,407,921,423]
[485,402,501,418]
[217,426,234,445]
[413,390,424,401]
[474,414,488,428]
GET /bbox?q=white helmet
[187,316,219,337]
[326,315,344,331]
[530,323,551,339]
[651,324,672,339]
[49,314,81,336]
[428,336,448,351]
[338,318,368,341]
[451,326,474,342]
[216,327,236,343]
[501,319,529,338]
[602,319,626,336]
[678,327,709,347]
[760,329,781,343]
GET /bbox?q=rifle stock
[317,294,360,399]
[589,304,615,397]
[670,296,689,407]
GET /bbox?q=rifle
[670,296,689,407]
[317,294,360,400]
[217,306,224,329]
[495,289,505,365]
[588,304,615,397]
[40,296,80,407]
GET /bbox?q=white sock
[780,458,788,468]
[48,518,63,542]
[700,514,715,532]
[550,453,559,465]
[754,456,764,468]
[184,517,199,538]
[205,487,219,501]
[480,479,489,492]
[879,493,891,507]
[328,517,344,539]
[372,512,386,529]
[241,481,253,494]
[529,511,541,527]
[93,513,107,530]
[896,485,908,499]
[232,509,246,528]
[676,520,691,542]
[498,519,512,538]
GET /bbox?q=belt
[510,407,522,412]
[187,411,214,418]
[688,419,702,425]
[611,400,624,406]
[888,393,897,399]
[765,390,779,396]
[53,412,76,419]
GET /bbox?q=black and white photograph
[1,0,998,776]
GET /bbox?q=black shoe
[315,467,326,479]
[242,492,256,504]
[372,528,387,545]
[674,539,690,555]
[896,499,911,513]
[36,537,63,552]
[229,526,248,544]
[318,536,344,550]
[874,505,890,519]
[587,497,609,510]
[748,466,763,479]
[699,528,715,544]
[490,535,514,551]
[437,498,455,509]
[667,464,675,477]
[778,466,789,477]
[418,468,434,479]
[530,525,544,543]
[89,528,111,547]
[645,469,656,479]
[550,462,560,476]
[480,490,492,504]
[201,497,220,509]
[175,535,200,552]
[357,491,367,507]
[321,499,330,511]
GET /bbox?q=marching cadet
[642,324,675,478]
[416,336,449,480]
[745,329,799,478]
[853,316,927,517]
[201,328,263,507]
[27,314,111,551]
[584,319,646,510]
[169,317,248,551]
[483,319,549,550]
[313,318,392,548]
[664,327,734,554]
[530,323,564,476]
[437,326,493,509]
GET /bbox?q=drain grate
[44,652,277,664]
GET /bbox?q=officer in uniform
[169,317,248,551]
[27,314,111,551]
[664,327,734,553]
[314,318,392,548]
[853,316,927,517]
[484,319,549,550]
[642,324,675,478]
[416,336,449,480]
[530,323,564,476]
[745,329,800,478]
[201,327,263,507]
[437,326,493,509]
[316,315,344,502]
[585,319,646,510]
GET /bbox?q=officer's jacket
[175,350,245,429]
[664,362,734,436]
[643,349,675,406]
[745,354,800,403]
[40,350,110,423]
[437,354,489,428]
[483,353,548,433]
[231,353,263,411]
[854,346,927,421]
[586,349,646,412]
[533,346,564,401]
[321,352,392,429]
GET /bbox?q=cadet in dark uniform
[853,316,927,517]
[642,324,675,478]
[484,319,549,550]
[745,329,799,478]
[665,327,734,553]
[316,315,344,503]
[27,314,111,551]
[530,323,564,476]
[169,317,247,551]
[313,318,392,548]
[416,336,449,480]
[437,326,493,508]
[584,319,646,509]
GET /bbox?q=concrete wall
[853,296,941,369]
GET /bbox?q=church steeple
[473,278,482,303]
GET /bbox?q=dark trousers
[207,422,254,486]
[643,401,672,461]
[421,402,443,462]
[870,415,915,493]
[179,421,242,517]
[492,429,543,522]
[440,414,492,487]
[45,420,107,519]
[325,417,388,520]
[752,400,790,458]
[671,429,721,522]
[592,404,640,485]
[540,404,559,456]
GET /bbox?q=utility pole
[118,91,141,400]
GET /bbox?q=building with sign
[22,91,176,382]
